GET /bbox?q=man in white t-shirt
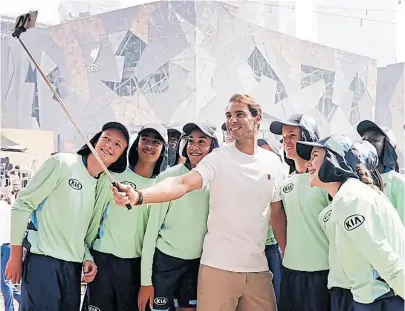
[112,94,284,311]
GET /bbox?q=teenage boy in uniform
[6,122,129,311]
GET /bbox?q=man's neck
[294,158,308,174]
[134,161,155,178]
[86,155,104,178]
[235,138,257,155]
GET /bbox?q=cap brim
[296,141,325,161]
[139,128,168,144]
[103,122,129,143]
[270,120,300,135]
[183,123,214,138]
[357,120,384,137]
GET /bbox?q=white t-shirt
[193,142,284,272]
[0,200,11,245]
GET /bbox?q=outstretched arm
[112,170,203,207]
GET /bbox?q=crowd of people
[0,93,404,311]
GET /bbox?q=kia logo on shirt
[154,297,168,306]
[344,214,365,231]
[323,210,332,222]
[283,183,294,193]
[88,306,101,311]
[121,181,136,189]
[68,179,83,190]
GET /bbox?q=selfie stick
[12,12,132,210]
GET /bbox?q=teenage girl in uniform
[138,122,219,311]
[270,114,331,311]
[297,134,404,311]
[84,123,168,311]
[357,120,404,223]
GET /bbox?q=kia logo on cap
[154,297,168,306]
[68,179,83,190]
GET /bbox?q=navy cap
[166,125,182,137]
[357,120,397,149]
[297,134,361,183]
[77,121,130,173]
[102,122,130,143]
[270,114,320,142]
[257,139,267,147]
[350,140,379,171]
[139,123,168,145]
[183,122,217,139]
[296,134,354,162]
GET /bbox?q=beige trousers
[196,264,277,311]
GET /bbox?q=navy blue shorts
[354,294,404,311]
[82,250,141,311]
[329,286,404,311]
[152,248,200,310]
[331,287,354,311]
[20,253,82,311]
[279,266,330,311]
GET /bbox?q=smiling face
[225,100,261,142]
[282,125,301,160]
[306,146,326,187]
[137,130,164,164]
[186,129,213,167]
[94,128,128,167]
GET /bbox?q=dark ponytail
[355,163,383,192]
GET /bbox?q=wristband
[134,189,144,205]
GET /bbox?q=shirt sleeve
[11,155,64,245]
[141,201,170,286]
[83,173,111,262]
[140,173,169,286]
[192,148,222,189]
[336,198,405,298]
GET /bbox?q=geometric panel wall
[1,1,379,151]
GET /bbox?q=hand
[111,182,139,207]
[82,260,97,283]
[5,255,23,284]
[138,285,154,311]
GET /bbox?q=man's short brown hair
[228,94,262,118]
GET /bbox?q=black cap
[270,114,319,137]
[138,123,168,145]
[77,122,130,173]
[357,120,397,149]
[257,139,267,147]
[183,122,217,138]
[296,134,353,161]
